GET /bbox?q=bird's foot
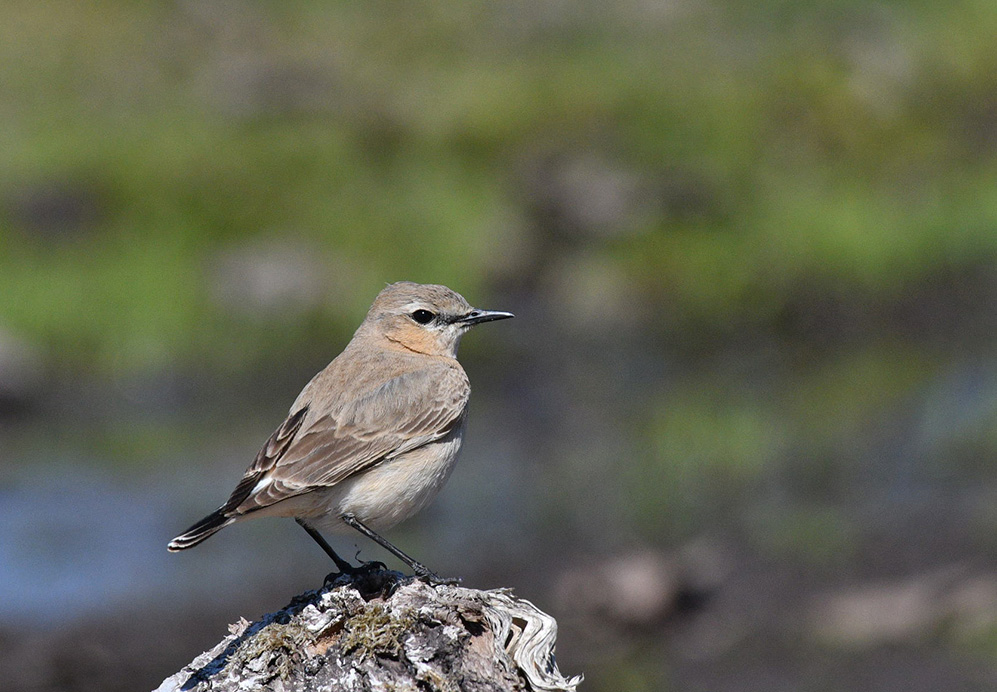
[323,559,387,582]
[323,560,409,599]
[356,557,389,573]
[323,569,352,586]
[411,565,462,587]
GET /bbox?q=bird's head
[361,281,513,358]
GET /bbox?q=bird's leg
[341,513,460,585]
[295,518,355,574]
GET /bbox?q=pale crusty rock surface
[155,570,582,692]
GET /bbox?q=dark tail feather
[167,509,235,552]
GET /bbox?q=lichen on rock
[155,571,581,692]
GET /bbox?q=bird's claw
[413,569,462,586]
[323,570,349,586]
[358,559,389,572]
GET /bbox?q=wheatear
[168,281,513,581]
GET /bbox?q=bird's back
[289,338,467,428]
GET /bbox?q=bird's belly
[307,433,464,534]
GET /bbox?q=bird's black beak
[459,309,515,325]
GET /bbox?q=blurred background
[3,1,997,690]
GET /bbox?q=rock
[156,571,581,692]
[554,545,722,633]
[0,328,45,416]
[808,563,997,646]
[6,179,103,239]
[522,152,651,241]
[207,240,342,319]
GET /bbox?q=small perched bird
[168,281,513,582]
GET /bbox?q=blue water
[0,460,320,625]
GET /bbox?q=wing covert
[233,364,469,514]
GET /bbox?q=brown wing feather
[219,405,309,514]
[232,365,469,515]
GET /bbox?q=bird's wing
[216,405,310,515]
[228,365,470,515]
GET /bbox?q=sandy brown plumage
[168,282,512,579]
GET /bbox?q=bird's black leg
[340,513,459,585]
[295,518,355,574]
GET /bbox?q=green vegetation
[3,1,997,374]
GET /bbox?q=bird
[168,281,513,582]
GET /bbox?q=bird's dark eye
[411,309,435,325]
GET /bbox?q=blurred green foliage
[3,0,997,374]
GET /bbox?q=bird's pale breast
[270,421,466,534]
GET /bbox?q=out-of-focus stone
[554,547,714,631]
[808,564,997,646]
[0,328,45,415]
[5,180,103,239]
[207,240,355,320]
[522,153,654,241]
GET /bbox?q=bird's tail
[167,509,235,552]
